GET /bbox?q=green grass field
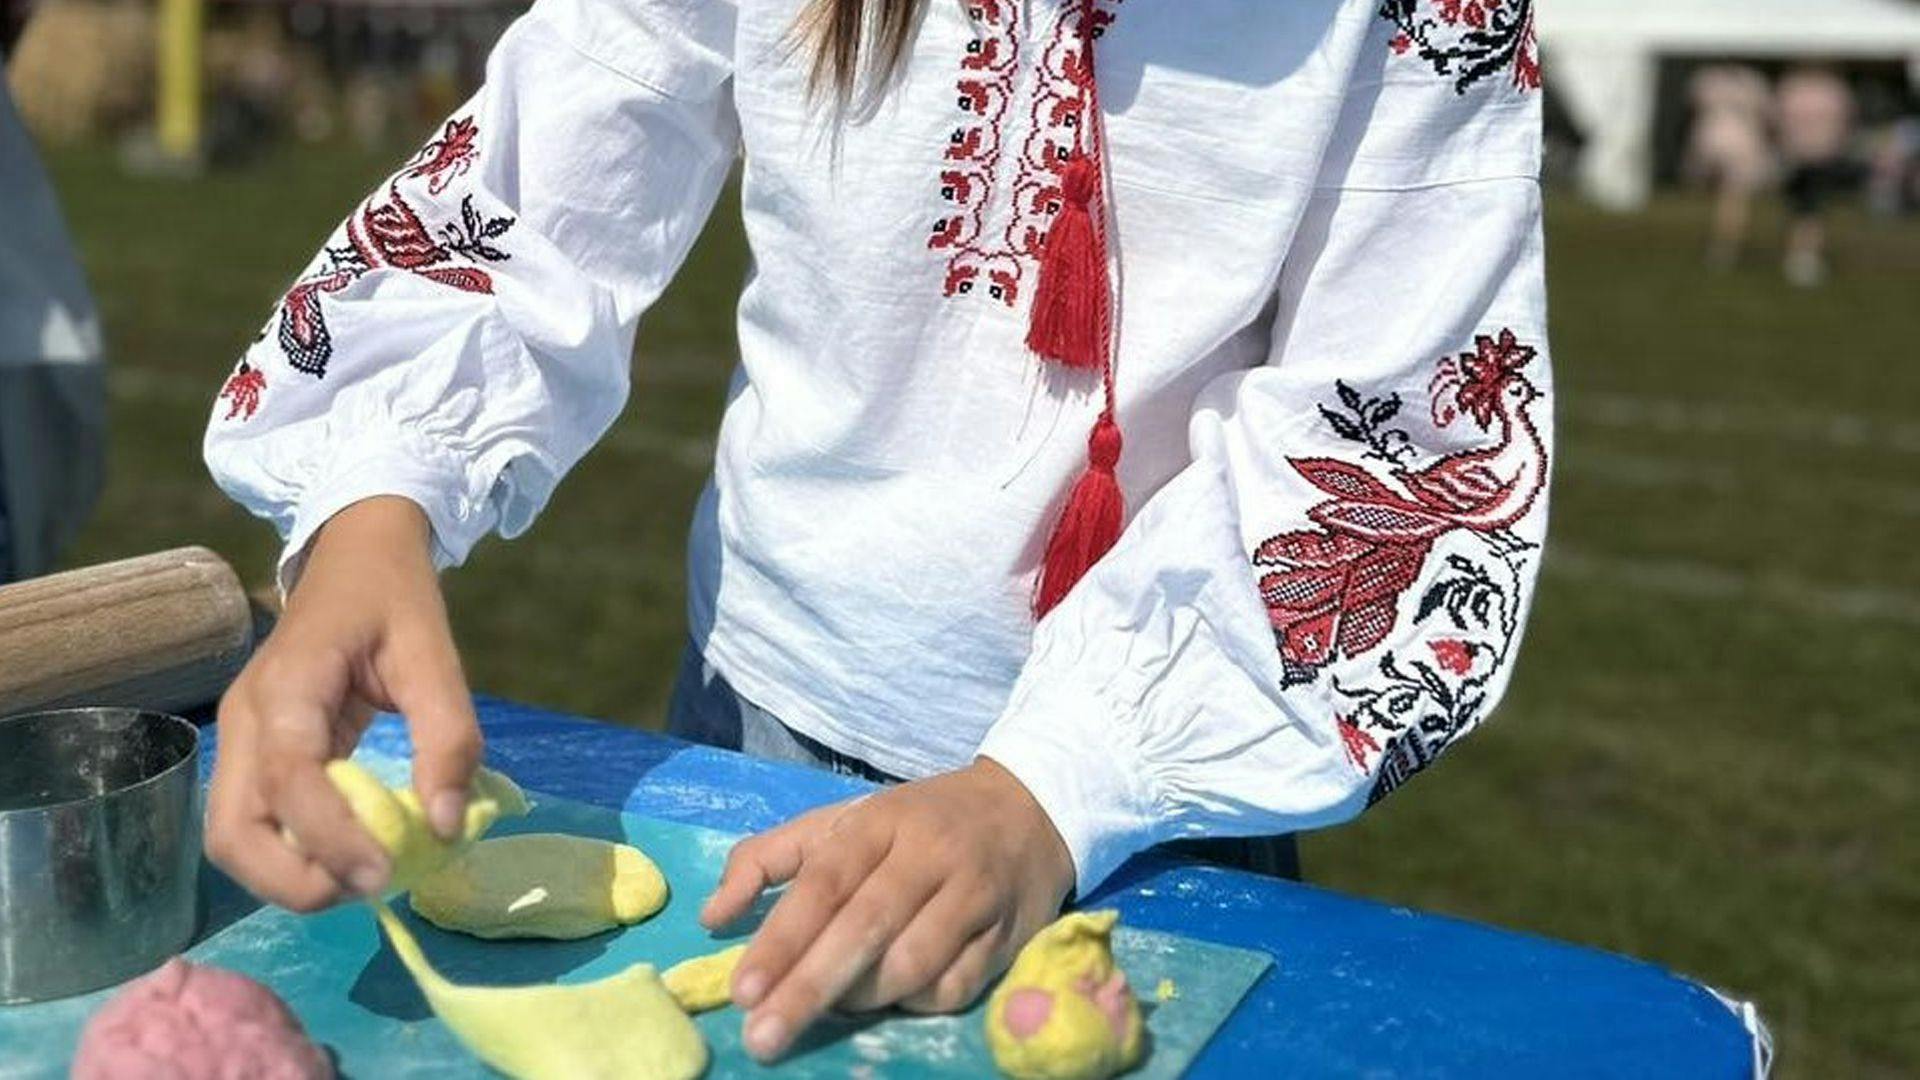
[43,140,1919,1076]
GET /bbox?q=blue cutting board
[0,751,1268,1078]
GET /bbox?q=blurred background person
[1776,62,1859,287]
[1867,110,1920,217]
[0,2,106,583]
[1685,63,1774,269]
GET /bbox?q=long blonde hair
[794,0,931,113]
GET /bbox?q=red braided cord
[1075,0,1119,423]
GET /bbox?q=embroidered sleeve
[978,6,1549,892]
[204,0,739,590]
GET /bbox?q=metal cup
[0,708,201,1003]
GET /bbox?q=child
[204,0,1551,1061]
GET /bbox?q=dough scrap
[410,833,668,939]
[72,957,332,1080]
[325,760,530,892]
[985,911,1145,1080]
[661,944,747,1013]
[370,898,706,1080]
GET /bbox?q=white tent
[1538,0,1920,209]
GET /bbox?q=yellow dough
[661,944,747,1013]
[985,911,1145,1080]
[410,834,668,939]
[370,899,707,1080]
[325,760,530,892]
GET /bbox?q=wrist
[297,498,432,585]
[313,496,431,553]
[972,757,1075,902]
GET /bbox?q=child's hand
[204,496,481,912]
[701,758,1074,1062]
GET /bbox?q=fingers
[260,701,392,896]
[205,723,349,913]
[741,863,941,1059]
[701,802,842,931]
[730,811,891,1016]
[205,808,346,913]
[330,697,378,759]
[839,879,1001,1012]
[898,922,1009,1015]
[385,632,482,840]
[203,496,458,913]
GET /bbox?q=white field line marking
[1548,548,1920,628]
[1563,450,1920,517]
[1568,392,1920,456]
[113,366,718,468]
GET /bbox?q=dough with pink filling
[71,957,332,1080]
[985,911,1145,1080]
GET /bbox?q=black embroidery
[1379,0,1540,94]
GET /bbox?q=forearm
[289,496,435,603]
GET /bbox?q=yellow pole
[156,0,204,161]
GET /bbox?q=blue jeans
[665,641,1299,881]
[666,641,899,784]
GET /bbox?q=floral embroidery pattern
[1252,330,1547,800]
[1337,715,1382,771]
[932,1,1023,301]
[1380,0,1539,93]
[268,117,515,383]
[217,361,266,421]
[934,0,1120,306]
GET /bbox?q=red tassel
[1035,414,1125,616]
[1025,155,1107,370]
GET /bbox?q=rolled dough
[410,833,668,939]
[325,760,530,892]
[370,898,707,1080]
[661,943,747,1013]
[985,911,1145,1080]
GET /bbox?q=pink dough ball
[71,957,332,1080]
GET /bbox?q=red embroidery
[935,1,1123,308]
[217,361,266,421]
[1380,0,1539,93]
[273,118,515,378]
[1338,715,1381,771]
[277,268,355,377]
[1428,637,1473,675]
[1258,331,1548,803]
[406,116,479,195]
[1253,330,1547,681]
[932,1,1021,299]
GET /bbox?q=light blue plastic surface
[0,698,1763,1077]
[0,749,1265,1078]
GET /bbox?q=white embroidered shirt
[205,0,1553,891]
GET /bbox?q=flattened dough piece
[411,833,668,940]
[370,899,706,1080]
[985,911,1146,1080]
[325,760,530,892]
[662,944,747,1013]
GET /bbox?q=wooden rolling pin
[0,547,259,716]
